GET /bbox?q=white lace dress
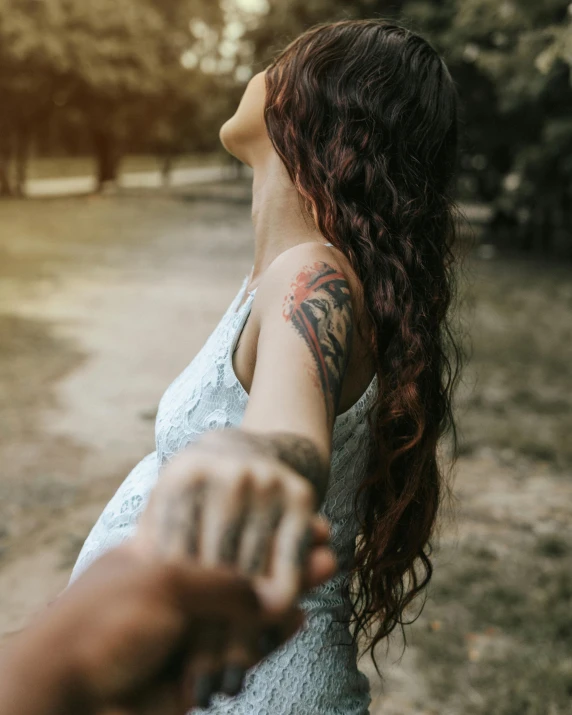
[70,268,379,715]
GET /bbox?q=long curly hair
[264,19,462,658]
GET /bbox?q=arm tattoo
[282,261,354,423]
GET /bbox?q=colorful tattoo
[282,262,354,422]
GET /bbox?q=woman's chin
[219,123,251,166]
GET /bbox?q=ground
[0,181,571,714]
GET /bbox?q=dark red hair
[264,19,462,658]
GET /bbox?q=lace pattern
[70,272,378,715]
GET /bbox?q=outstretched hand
[0,547,308,715]
[132,434,336,613]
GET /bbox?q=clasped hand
[129,430,336,705]
[133,430,335,612]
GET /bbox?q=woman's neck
[249,153,325,287]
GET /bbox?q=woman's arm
[233,246,355,500]
[133,245,353,605]
[128,245,352,703]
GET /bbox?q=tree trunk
[14,125,30,198]
[161,152,174,188]
[229,154,244,179]
[0,134,13,197]
[93,129,121,192]
[0,123,13,196]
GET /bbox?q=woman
[71,18,461,715]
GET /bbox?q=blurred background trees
[0,0,225,193]
[0,0,570,256]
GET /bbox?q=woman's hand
[132,430,336,613]
[129,433,336,706]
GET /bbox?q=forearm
[198,428,331,505]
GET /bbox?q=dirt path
[0,188,254,636]
[1,187,570,714]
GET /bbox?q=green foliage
[1,0,571,253]
[248,0,404,65]
[246,0,572,258]
[407,0,572,257]
[0,0,225,193]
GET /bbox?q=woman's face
[219,70,270,166]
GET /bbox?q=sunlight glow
[234,0,268,12]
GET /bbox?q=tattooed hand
[133,430,335,612]
[130,435,337,705]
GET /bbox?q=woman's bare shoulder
[253,241,363,307]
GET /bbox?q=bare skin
[0,547,307,715]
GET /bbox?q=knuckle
[218,465,254,494]
[251,467,284,499]
[170,464,207,491]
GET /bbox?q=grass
[383,254,572,714]
[408,532,572,715]
[456,255,572,470]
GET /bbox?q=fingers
[256,476,316,612]
[302,545,338,591]
[186,620,227,709]
[153,563,263,710]
[140,477,207,560]
[182,606,305,707]
[311,515,331,547]
[217,622,259,697]
[162,464,331,613]
[216,473,283,698]
[237,479,283,577]
[201,473,251,566]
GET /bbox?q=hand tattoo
[219,509,248,564]
[245,500,284,575]
[282,262,354,422]
[156,480,206,558]
[198,430,330,506]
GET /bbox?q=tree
[247,0,404,67]
[0,0,223,195]
[243,0,572,258]
[408,0,572,257]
